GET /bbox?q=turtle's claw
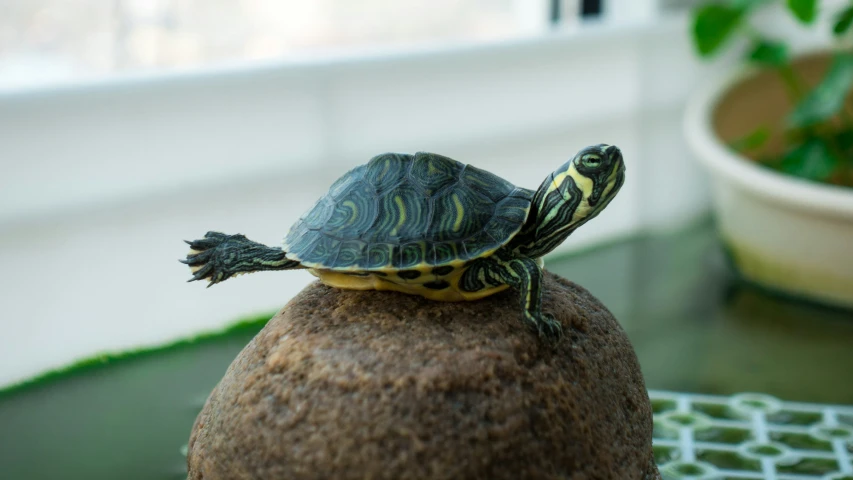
[189,261,215,282]
[539,313,564,343]
[182,249,213,266]
[523,312,563,343]
[208,270,233,286]
[185,234,223,251]
[181,232,233,285]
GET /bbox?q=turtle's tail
[180,231,303,287]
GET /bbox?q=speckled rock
[187,271,660,480]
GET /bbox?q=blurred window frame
[0,3,701,226]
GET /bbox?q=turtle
[180,144,625,341]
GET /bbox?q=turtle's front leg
[500,256,563,341]
[463,253,563,341]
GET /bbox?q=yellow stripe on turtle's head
[552,144,624,209]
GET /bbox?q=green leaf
[832,129,853,172]
[834,128,853,153]
[747,40,789,66]
[729,126,771,152]
[731,0,773,8]
[780,139,840,182]
[692,5,745,57]
[833,5,853,36]
[788,53,853,128]
[786,0,817,24]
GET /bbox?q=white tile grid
[650,390,853,480]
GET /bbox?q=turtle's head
[511,144,625,258]
[558,143,625,211]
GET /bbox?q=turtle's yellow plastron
[309,266,509,302]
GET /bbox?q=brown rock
[187,271,660,480]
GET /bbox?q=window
[0,0,569,90]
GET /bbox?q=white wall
[0,14,721,387]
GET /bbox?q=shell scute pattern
[430,243,458,265]
[372,184,426,243]
[460,164,517,202]
[283,152,532,270]
[324,181,377,237]
[335,240,367,268]
[497,194,534,224]
[409,152,463,196]
[397,242,426,269]
[365,153,409,193]
[427,187,495,242]
[463,229,500,258]
[486,217,526,243]
[300,198,335,230]
[299,235,341,266]
[365,243,394,269]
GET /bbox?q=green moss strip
[0,311,275,398]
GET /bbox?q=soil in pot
[714,51,853,188]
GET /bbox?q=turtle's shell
[283,152,532,270]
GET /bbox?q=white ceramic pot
[684,53,853,309]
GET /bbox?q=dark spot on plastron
[423,280,450,290]
[432,266,454,276]
[372,271,388,277]
[398,270,422,280]
[343,271,370,276]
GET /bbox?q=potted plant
[684,0,853,309]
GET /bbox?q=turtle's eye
[580,155,602,169]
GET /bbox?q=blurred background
[0,0,563,90]
[0,0,850,397]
